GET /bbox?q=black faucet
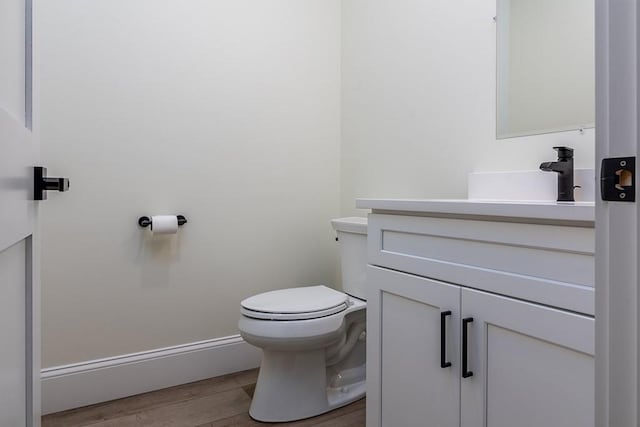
[540,146,576,202]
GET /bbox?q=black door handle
[462,317,474,378]
[440,311,452,368]
[34,167,70,200]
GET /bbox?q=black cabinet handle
[462,317,474,378]
[440,311,452,368]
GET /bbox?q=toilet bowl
[238,217,368,422]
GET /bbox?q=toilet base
[327,376,366,412]
[248,349,366,422]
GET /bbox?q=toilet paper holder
[138,215,188,228]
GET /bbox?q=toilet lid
[241,285,349,321]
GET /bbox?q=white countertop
[355,198,595,223]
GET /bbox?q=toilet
[238,217,368,422]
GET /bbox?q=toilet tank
[331,217,368,300]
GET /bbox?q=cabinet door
[460,288,594,427]
[367,266,461,427]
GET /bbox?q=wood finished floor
[42,369,365,427]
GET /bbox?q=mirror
[496,0,595,139]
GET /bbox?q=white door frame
[595,0,639,425]
[31,1,41,424]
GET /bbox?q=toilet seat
[241,285,349,321]
[239,296,365,346]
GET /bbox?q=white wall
[40,0,597,369]
[39,0,341,367]
[341,0,596,216]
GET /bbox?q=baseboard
[41,335,262,415]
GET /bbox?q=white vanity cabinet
[367,266,461,427]
[460,287,593,427]
[361,202,595,427]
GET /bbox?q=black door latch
[601,157,635,202]
[34,166,70,200]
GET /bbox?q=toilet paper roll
[150,215,179,235]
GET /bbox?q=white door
[595,0,640,426]
[0,0,40,426]
[461,289,594,427]
[367,266,461,427]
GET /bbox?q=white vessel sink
[468,169,596,202]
